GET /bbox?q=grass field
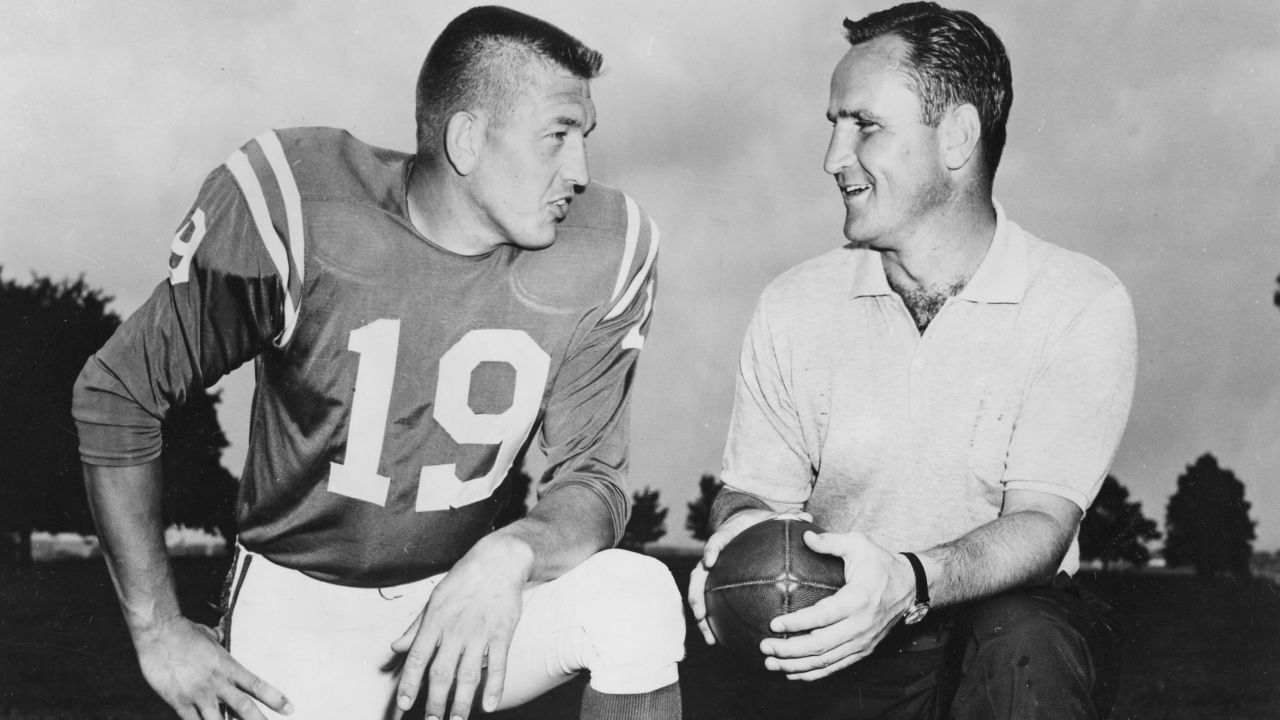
[1,557,1277,719]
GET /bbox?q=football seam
[784,520,793,615]
[707,579,842,591]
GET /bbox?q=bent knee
[569,550,686,690]
[575,550,685,640]
[959,592,1092,681]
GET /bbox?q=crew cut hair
[843,2,1013,174]
[415,6,604,158]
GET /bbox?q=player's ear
[444,110,481,176]
[940,102,981,171]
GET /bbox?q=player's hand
[391,535,529,720]
[760,530,915,680]
[133,615,292,720]
[687,509,812,645]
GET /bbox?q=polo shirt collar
[847,200,1027,304]
[958,200,1027,304]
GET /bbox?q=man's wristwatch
[900,552,931,625]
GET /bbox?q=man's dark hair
[415,6,604,158]
[843,2,1012,174]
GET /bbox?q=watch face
[903,603,930,625]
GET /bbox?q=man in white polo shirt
[687,3,1136,719]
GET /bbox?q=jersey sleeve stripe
[609,194,642,303]
[254,131,306,303]
[604,214,659,321]
[621,277,656,351]
[225,149,301,345]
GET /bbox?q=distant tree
[1164,453,1256,577]
[160,390,239,545]
[1274,274,1279,309]
[0,269,239,563]
[620,486,667,552]
[686,473,723,542]
[0,270,120,564]
[1079,475,1160,569]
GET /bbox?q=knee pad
[565,549,686,693]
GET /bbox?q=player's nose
[563,138,590,190]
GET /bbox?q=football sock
[579,681,681,720]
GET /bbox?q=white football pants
[221,547,684,720]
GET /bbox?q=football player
[72,7,684,720]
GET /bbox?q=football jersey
[74,128,659,587]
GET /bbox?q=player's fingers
[194,698,223,720]
[783,647,865,681]
[761,615,856,659]
[764,631,859,672]
[230,663,293,715]
[220,689,270,720]
[769,592,851,635]
[395,627,440,715]
[422,639,462,720]
[686,564,707,619]
[701,528,737,568]
[800,530,849,558]
[481,637,510,713]
[686,566,717,645]
[448,643,487,720]
[392,613,424,654]
[697,617,717,645]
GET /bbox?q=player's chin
[511,226,558,251]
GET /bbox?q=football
[704,517,845,659]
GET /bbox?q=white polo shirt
[721,204,1137,574]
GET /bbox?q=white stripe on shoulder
[610,195,641,302]
[255,131,305,289]
[621,277,655,351]
[605,213,659,321]
[224,148,300,345]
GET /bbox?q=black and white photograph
[2,2,1277,719]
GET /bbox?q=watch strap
[900,551,930,605]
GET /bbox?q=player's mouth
[840,182,871,199]
[549,197,572,220]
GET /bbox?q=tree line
[0,271,1264,575]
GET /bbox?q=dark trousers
[700,575,1120,720]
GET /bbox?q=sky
[4,1,1278,549]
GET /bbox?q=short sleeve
[719,293,814,509]
[1002,284,1138,510]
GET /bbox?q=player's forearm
[486,484,614,583]
[709,486,800,531]
[83,460,184,639]
[918,507,1076,608]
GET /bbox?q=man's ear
[444,110,482,176]
[940,103,981,171]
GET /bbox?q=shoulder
[758,245,859,313]
[1011,223,1135,343]
[556,182,655,246]
[1017,223,1131,311]
[510,182,659,314]
[231,127,409,203]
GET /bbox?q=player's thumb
[390,615,422,653]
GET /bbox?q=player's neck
[406,161,500,256]
[879,194,995,298]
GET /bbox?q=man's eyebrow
[827,108,883,123]
[549,115,597,136]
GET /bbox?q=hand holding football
[703,517,845,659]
